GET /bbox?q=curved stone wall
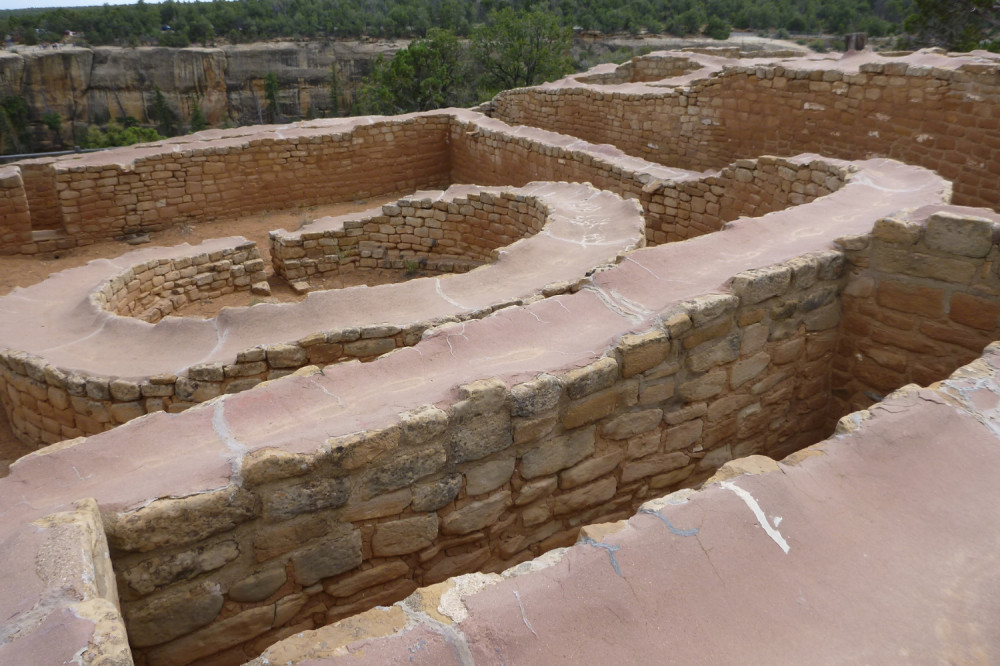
[3,48,1000,666]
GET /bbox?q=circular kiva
[0,182,644,446]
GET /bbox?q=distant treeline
[1,0,915,47]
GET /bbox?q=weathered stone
[600,408,663,440]
[639,377,675,405]
[876,281,945,317]
[291,526,363,585]
[731,353,771,388]
[872,216,923,245]
[520,427,596,479]
[253,515,328,562]
[513,414,559,445]
[618,330,671,377]
[621,452,690,484]
[448,411,512,464]
[412,474,463,512]
[365,444,446,497]
[326,426,402,471]
[562,357,619,398]
[398,405,448,445]
[104,488,257,553]
[560,451,624,489]
[663,420,703,452]
[804,302,841,331]
[323,561,410,598]
[561,387,620,428]
[423,547,491,584]
[553,477,617,515]
[263,477,349,520]
[684,294,739,325]
[677,369,727,402]
[465,457,516,495]
[274,593,308,626]
[122,539,240,596]
[340,489,412,522]
[510,374,563,417]
[515,477,558,506]
[229,566,288,603]
[124,581,224,648]
[925,212,996,258]
[108,379,141,402]
[730,265,792,304]
[145,605,276,666]
[343,338,396,358]
[325,579,418,621]
[650,463,697,489]
[950,292,1000,330]
[687,334,740,372]
[442,491,511,535]
[372,515,439,556]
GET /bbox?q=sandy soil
[0,192,416,475]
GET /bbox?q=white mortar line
[720,480,790,554]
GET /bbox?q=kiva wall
[493,56,1000,210]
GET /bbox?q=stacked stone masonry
[1,47,999,666]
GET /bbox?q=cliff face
[0,40,405,141]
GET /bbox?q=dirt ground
[0,192,415,476]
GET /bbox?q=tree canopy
[471,8,573,92]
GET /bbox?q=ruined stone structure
[1,47,999,665]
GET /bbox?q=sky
[1,0,166,9]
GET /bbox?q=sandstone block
[621,452,690,484]
[561,387,620,429]
[253,515,328,563]
[663,420,703,452]
[122,539,240,596]
[678,369,727,402]
[731,352,771,388]
[442,491,511,535]
[340,488,412,522]
[515,477,557,506]
[146,605,276,666]
[876,281,945,317]
[687,334,740,372]
[520,426,595,479]
[291,526,363,585]
[266,344,308,368]
[398,405,448,445]
[618,330,671,377]
[465,457,516,495]
[263,477,349,521]
[553,477,617,515]
[560,451,624,489]
[950,292,1000,331]
[412,474,463,512]
[423,547,490,584]
[730,265,792,304]
[600,408,663,440]
[448,411,512,464]
[372,514,439,556]
[925,212,996,258]
[510,374,563,417]
[229,566,288,603]
[109,379,141,402]
[365,444,446,498]
[324,561,410,599]
[124,580,224,648]
[562,357,619,398]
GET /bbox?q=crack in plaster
[720,480,790,554]
[513,590,538,637]
[212,399,247,485]
[579,537,623,576]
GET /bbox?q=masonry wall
[493,61,1000,209]
[110,250,846,666]
[832,211,1000,416]
[271,189,549,282]
[449,119,848,245]
[0,166,31,253]
[575,54,702,84]
[95,241,267,322]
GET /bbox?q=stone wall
[112,248,846,665]
[0,166,31,251]
[493,53,1000,209]
[575,54,702,84]
[833,209,1000,415]
[94,241,267,322]
[271,188,549,282]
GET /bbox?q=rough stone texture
[4,46,1000,666]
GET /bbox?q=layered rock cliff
[0,40,405,142]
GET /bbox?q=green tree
[354,28,466,114]
[471,8,572,93]
[150,86,177,136]
[905,0,999,51]
[0,96,31,153]
[189,100,206,132]
[329,62,342,117]
[264,71,280,123]
[704,15,732,40]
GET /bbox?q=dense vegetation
[2,0,920,48]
